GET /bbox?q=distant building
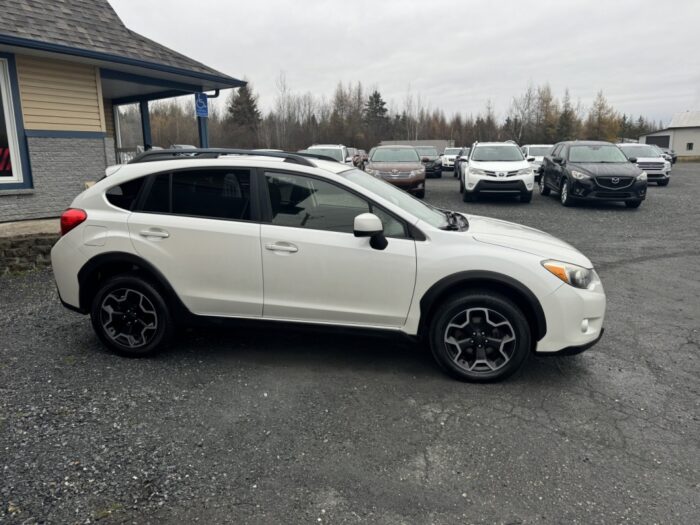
[639,111,700,158]
[379,139,455,153]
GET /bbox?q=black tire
[462,190,475,202]
[520,191,533,203]
[539,177,551,196]
[625,200,642,209]
[560,179,574,207]
[415,189,425,199]
[436,171,442,179]
[459,176,464,194]
[658,179,669,186]
[428,290,531,382]
[90,275,173,357]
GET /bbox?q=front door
[260,171,417,328]
[128,168,263,317]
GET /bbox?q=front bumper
[568,177,647,202]
[465,178,534,195]
[424,164,442,177]
[536,280,606,354]
[645,170,670,182]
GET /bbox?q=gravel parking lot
[1,164,699,524]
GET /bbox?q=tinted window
[373,206,407,238]
[528,146,553,156]
[569,145,627,163]
[471,145,524,162]
[141,169,252,220]
[142,173,170,213]
[172,169,251,220]
[106,177,145,210]
[307,148,344,162]
[266,172,369,233]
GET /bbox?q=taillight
[60,208,87,236]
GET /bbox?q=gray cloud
[111,0,700,124]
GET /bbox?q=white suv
[305,144,353,165]
[51,149,605,382]
[461,142,535,203]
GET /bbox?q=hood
[529,156,544,163]
[467,214,592,267]
[569,162,642,177]
[420,155,439,162]
[367,161,423,171]
[632,156,666,163]
[469,160,529,171]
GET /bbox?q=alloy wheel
[561,182,569,204]
[443,307,516,373]
[100,288,158,348]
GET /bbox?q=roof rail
[128,148,316,167]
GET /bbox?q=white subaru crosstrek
[51,149,605,382]
[461,142,535,203]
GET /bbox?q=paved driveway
[1,164,699,524]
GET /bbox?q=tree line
[117,77,660,152]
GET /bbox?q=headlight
[664,161,671,169]
[410,168,425,176]
[469,168,486,176]
[517,168,533,176]
[637,171,647,181]
[542,260,599,290]
[571,170,590,180]
[365,168,379,176]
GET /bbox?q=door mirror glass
[628,157,637,163]
[354,213,387,250]
[527,157,536,162]
[553,157,564,165]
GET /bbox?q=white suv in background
[51,149,605,382]
[441,147,463,173]
[460,142,535,203]
[521,144,554,182]
[617,143,671,186]
[305,144,353,165]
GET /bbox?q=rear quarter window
[105,177,146,210]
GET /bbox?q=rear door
[128,167,263,317]
[259,170,417,327]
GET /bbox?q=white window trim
[0,58,23,185]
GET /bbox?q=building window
[0,58,23,185]
[687,143,694,151]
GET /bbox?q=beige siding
[16,55,105,132]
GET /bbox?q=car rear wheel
[539,177,551,196]
[90,275,173,357]
[560,179,574,207]
[415,189,425,199]
[428,291,531,382]
[625,200,642,209]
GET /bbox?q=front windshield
[415,147,438,157]
[472,145,524,162]
[344,169,447,228]
[308,148,344,162]
[569,145,628,163]
[370,148,420,162]
[528,146,553,157]
[444,148,461,155]
[620,145,661,158]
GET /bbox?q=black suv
[540,141,647,208]
[415,146,442,178]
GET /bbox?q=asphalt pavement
[1,163,699,524]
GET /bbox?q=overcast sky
[111,0,699,125]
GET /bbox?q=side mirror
[527,157,536,162]
[439,153,444,157]
[628,157,637,163]
[553,157,564,165]
[421,157,430,162]
[345,156,353,163]
[353,213,387,250]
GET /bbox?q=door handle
[139,229,170,239]
[265,242,298,253]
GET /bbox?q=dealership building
[639,111,700,159]
[0,0,243,223]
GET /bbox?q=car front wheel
[90,275,173,357]
[428,291,531,382]
[560,179,574,207]
[539,177,551,196]
[625,200,642,209]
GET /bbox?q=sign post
[195,92,209,148]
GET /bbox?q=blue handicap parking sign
[195,92,209,118]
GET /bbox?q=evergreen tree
[556,89,579,141]
[584,91,618,141]
[226,83,262,147]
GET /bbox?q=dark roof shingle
[0,0,241,84]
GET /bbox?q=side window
[171,169,251,220]
[265,172,369,233]
[106,177,146,210]
[560,146,569,160]
[142,173,170,213]
[551,145,562,158]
